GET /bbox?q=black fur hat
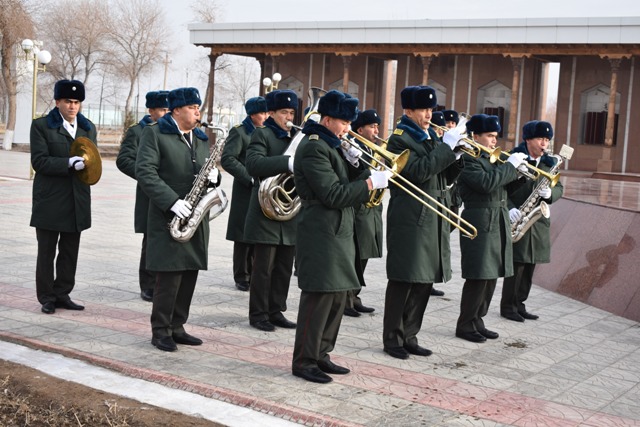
[245,96,268,115]
[443,110,459,125]
[466,114,501,134]
[169,87,202,110]
[431,111,446,127]
[400,85,437,110]
[54,79,85,101]
[351,109,381,131]
[145,91,169,109]
[523,120,553,140]
[265,89,298,111]
[318,90,359,122]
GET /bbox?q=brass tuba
[258,87,326,221]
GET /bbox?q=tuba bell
[257,87,326,221]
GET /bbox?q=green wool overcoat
[458,153,520,280]
[386,126,461,284]
[116,115,153,233]
[293,133,370,293]
[355,203,384,260]
[135,116,210,272]
[507,158,564,264]
[244,123,297,246]
[30,108,97,233]
[220,121,254,242]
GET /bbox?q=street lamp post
[21,39,51,177]
[262,72,282,94]
[21,39,52,120]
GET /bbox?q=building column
[340,54,355,93]
[205,52,221,140]
[420,55,434,85]
[506,55,526,146]
[604,58,621,147]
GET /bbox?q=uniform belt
[463,200,507,208]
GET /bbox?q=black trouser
[501,262,536,315]
[151,270,198,338]
[457,279,497,334]
[382,280,432,349]
[232,241,254,284]
[292,290,347,371]
[138,233,155,292]
[35,228,81,305]
[249,243,294,323]
[346,259,368,309]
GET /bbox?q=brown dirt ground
[0,359,225,426]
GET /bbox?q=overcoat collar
[512,141,556,167]
[46,107,92,132]
[157,113,208,141]
[263,116,289,139]
[302,121,342,149]
[242,115,256,135]
[397,115,430,143]
[138,115,153,128]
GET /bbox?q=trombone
[343,131,478,239]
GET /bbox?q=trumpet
[429,120,503,163]
[341,132,478,239]
[493,151,561,187]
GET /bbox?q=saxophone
[169,132,229,243]
[510,144,573,243]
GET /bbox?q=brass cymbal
[70,136,102,185]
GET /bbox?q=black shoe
[41,302,55,314]
[456,331,487,343]
[430,288,445,296]
[317,360,350,375]
[235,281,250,292]
[151,336,177,352]
[501,312,525,322]
[292,367,332,384]
[343,307,361,317]
[172,332,203,346]
[269,314,296,329]
[55,299,84,310]
[478,329,499,339]
[384,347,410,360]
[250,320,276,332]
[354,303,375,313]
[140,289,153,302]
[403,344,433,356]
[519,310,539,320]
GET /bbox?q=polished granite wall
[533,176,640,321]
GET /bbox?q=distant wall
[533,198,640,321]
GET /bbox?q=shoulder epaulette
[257,125,266,128]
[309,134,319,141]
[393,128,404,135]
[234,123,242,128]
[148,122,158,126]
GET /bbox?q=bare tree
[219,55,260,108]
[190,0,225,24]
[101,0,169,129]
[0,0,36,149]
[41,0,111,85]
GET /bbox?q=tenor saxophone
[510,144,573,243]
[169,132,229,242]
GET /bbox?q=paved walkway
[1,150,639,426]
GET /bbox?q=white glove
[69,156,85,170]
[287,155,294,173]
[207,166,219,183]
[442,128,465,150]
[369,170,393,190]
[507,152,528,169]
[170,199,193,219]
[538,187,552,199]
[509,208,522,223]
[341,145,362,166]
